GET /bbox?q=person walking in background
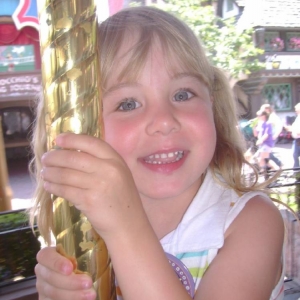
[261,104,283,142]
[291,103,300,168]
[260,104,283,168]
[254,109,278,172]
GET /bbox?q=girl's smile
[139,149,187,174]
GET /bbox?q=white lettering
[0,75,40,86]
[9,84,41,93]
[0,74,41,97]
[0,86,7,93]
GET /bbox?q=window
[286,32,300,52]
[264,32,284,52]
[261,84,292,111]
[0,107,33,146]
[225,0,234,12]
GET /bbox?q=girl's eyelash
[178,87,195,94]
[116,97,130,108]
[114,88,196,110]
[116,97,139,111]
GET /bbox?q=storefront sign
[0,45,35,72]
[5,0,125,31]
[0,73,41,99]
[12,0,39,31]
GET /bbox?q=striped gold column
[37,1,116,298]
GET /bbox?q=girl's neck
[141,173,205,239]
[143,195,191,240]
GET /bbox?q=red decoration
[0,24,41,69]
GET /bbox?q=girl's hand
[40,133,191,300]
[41,133,144,241]
[35,247,96,300]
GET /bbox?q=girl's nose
[145,104,181,136]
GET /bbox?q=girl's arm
[36,133,191,300]
[35,195,284,300]
[37,133,284,300]
[194,195,284,300]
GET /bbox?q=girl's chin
[138,173,204,203]
[139,183,195,202]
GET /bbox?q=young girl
[31,6,285,300]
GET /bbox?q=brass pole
[37,1,115,298]
[0,116,13,211]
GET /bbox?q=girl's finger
[55,133,120,160]
[35,248,95,299]
[41,148,101,173]
[36,279,96,300]
[36,247,73,275]
[41,166,95,189]
[42,181,89,206]
[35,264,93,291]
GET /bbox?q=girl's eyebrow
[173,72,210,89]
[104,82,141,96]
[104,72,207,96]
[172,72,206,83]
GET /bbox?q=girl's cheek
[105,122,138,152]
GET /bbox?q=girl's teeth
[145,151,184,164]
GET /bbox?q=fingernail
[40,169,44,179]
[81,280,92,289]
[43,181,50,191]
[60,263,73,274]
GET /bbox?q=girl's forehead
[102,29,211,91]
[106,56,192,92]
[106,40,181,84]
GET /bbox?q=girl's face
[103,38,216,203]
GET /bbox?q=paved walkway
[7,156,36,210]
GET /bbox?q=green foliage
[0,209,28,232]
[0,210,40,284]
[133,0,265,79]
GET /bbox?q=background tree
[152,0,265,80]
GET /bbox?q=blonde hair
[30,6,264,244]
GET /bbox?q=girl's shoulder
[224,191,284,237]
[226,194,284,235]
[200,195,285,300]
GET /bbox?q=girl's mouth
[144,151,184,164]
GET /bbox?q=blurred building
[4,0,297,138]
[219,0,300,122]
[0,0,125,153]
[0,0,40,151]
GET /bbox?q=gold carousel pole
[37,1,115,299]
[0,117,12,212]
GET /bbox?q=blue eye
[174,90,194,102]
[118,99,140,111]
